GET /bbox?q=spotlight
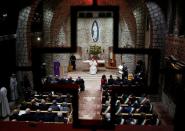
[37,37,41,41]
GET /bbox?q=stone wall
[146,2,166,50]
[16,7,34,93]
[16,7,31,67]
[162,92,176,118]
[43,2,53,45]
[165,35,185,62]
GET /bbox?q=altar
[83,60,105,67]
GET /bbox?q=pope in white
[89,58,98,75]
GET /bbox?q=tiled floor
[79,90,102,119]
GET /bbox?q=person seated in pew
[27,99,39,110]
[54,111,67,123]
[102,112,112,126]
[33,109,44,122]
[45,93,54,102]
[124,94,134,104]
[65,76,74,83]
[102,91,111,103]
[107,75,114,85]
[10,109,20,121]
[131,99,140,109]
[60,102,70,112]
[145,113,160,126]
[124,113,137,125]
[138,94,150,105]
[114,76,122,85]
[49,100,60,111]
[43,108,56,122]
[63,94,72,103]
[114,115,125,125]
[39,99,48,110]
[102,101,111,114]
[19,108,34,121]
[56,94,64,103]
[136,113,147,125]
[115,101,124,115]
[118,93,127,104]
[135,100,152,113]
[59,77,67,84]
[129,95,137,104]
[116,102,135,114]
[102,100,110,109]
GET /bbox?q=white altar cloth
[83,60,105,64]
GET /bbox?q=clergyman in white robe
[10,74,18,101]
[89,59,98,75]
[0,87,10,118]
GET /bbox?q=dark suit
[49,104,60,111]
[108,78,114,85]
[70,55,76,70]
[39,103,49,110]
[75,77,85,91]
[43,113,56,122]
[54,116,67,123]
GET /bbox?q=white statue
[89,58,98,75]
[0,87,10,117]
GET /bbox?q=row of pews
[101,89,160,126]
[10,91,73,124]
